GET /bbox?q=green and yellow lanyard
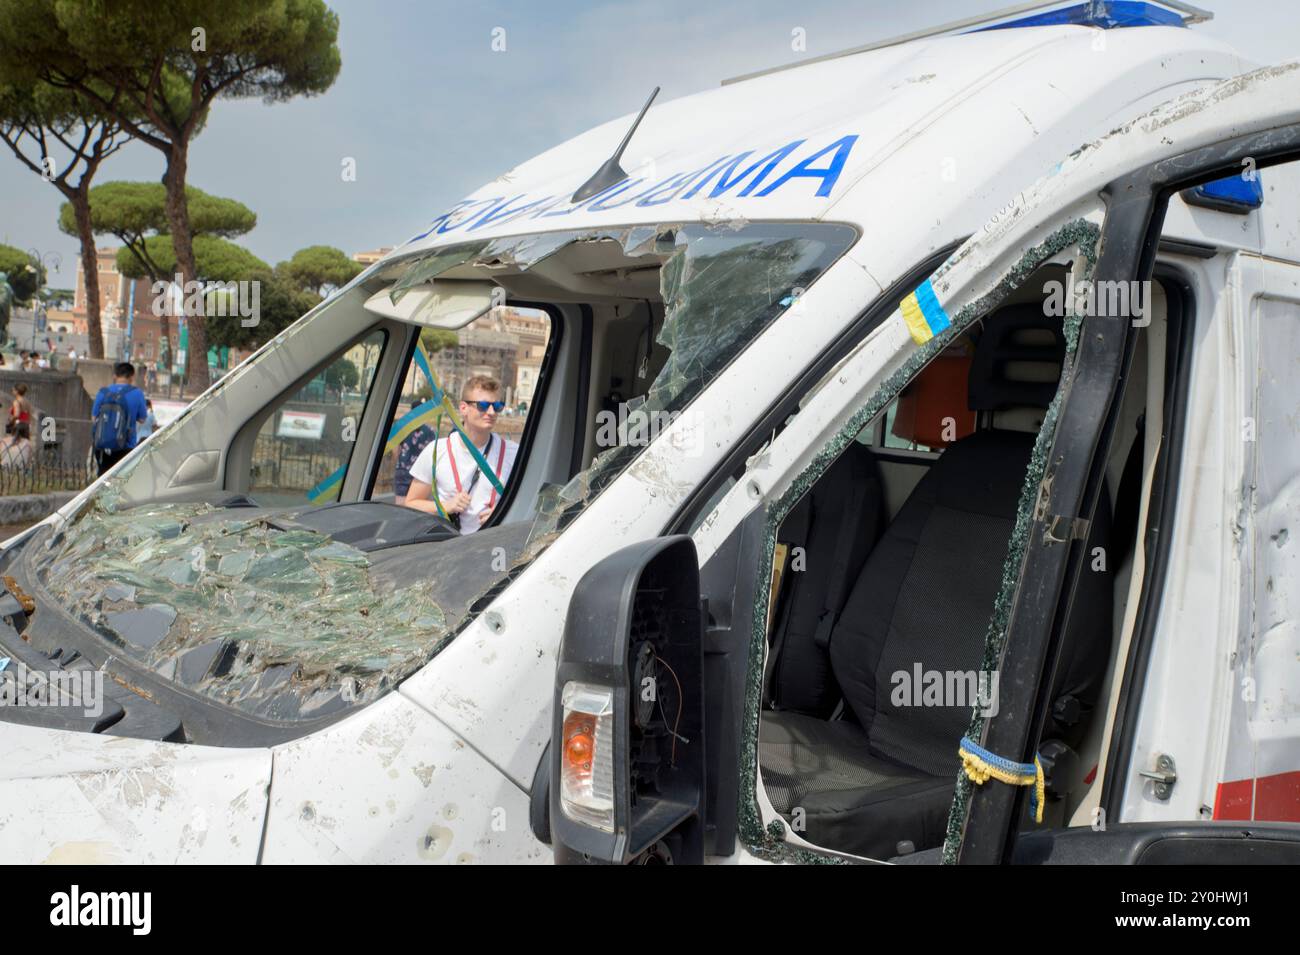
[307,340,505,515]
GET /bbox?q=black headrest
[968,305,1066,411]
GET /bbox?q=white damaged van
[2,3,1298,864]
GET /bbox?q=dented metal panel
[262,691,543,864]
[0,722,269,864]
[1125,254,1300,824]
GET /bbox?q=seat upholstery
[829,429,1036,777]
[759,309,1113,859]
[760,429,1036,857]
[767,442,884,717]
[761,710,959,858]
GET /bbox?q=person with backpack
[92,362,149,476]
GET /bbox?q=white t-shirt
[409,432,519,535]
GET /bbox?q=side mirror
[550,536,706,864]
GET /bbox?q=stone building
[351,247,394,266]
[71,245,166,360]
[504,309,550,409]
[430,312,519,403]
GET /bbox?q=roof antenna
[571,86,660,203]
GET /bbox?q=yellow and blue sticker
[900,278,951,345]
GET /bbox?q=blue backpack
[93,385,137,451]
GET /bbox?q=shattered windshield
[33,220,856,724]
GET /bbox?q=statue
[0,271,13,344]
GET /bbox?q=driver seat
[758,306,1113,858]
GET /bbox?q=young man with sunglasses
[404,376,519,534]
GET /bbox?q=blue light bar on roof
[973,1,1189,32]
[1182,173,1264,214]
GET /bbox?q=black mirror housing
[550,536,706,864]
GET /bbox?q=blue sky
[2,0,1295,285]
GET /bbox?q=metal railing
[0,445,97,495]
[249,433,347,494]
[0,416,538,501]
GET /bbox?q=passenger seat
[765,442,884,718]
[759,306,1113,858]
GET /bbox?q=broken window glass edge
[734,219,1100,863]
[386,224,691,307]
[520,221,857,554]
[37,500,447,718]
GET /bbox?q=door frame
[958,121,1300,864]
[688,221,1111,862]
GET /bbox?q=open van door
[546,62,1300,864]
[952,63,1300,865]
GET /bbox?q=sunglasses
[466,400,505,413]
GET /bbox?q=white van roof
[392,21,1246,262]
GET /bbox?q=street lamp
[25,249,61,276]
[23,249,62,354]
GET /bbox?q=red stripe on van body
[1213,771,1300,822]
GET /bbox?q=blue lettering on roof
[588,178,649,211]
[471,194,557,229]
[447,197,509,233]
[412,133,859,240]
[437,197,501,235]
[756,135,858,198]
[406,199,476,243]
[634,156,736,207]
[682,140,806,199]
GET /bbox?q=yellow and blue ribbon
[900,278,951,345]
[386,397,442,453]
[411,339,437,392]
[306,466,346,503]
[306,339,503,503]
[958,736,1045,824]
